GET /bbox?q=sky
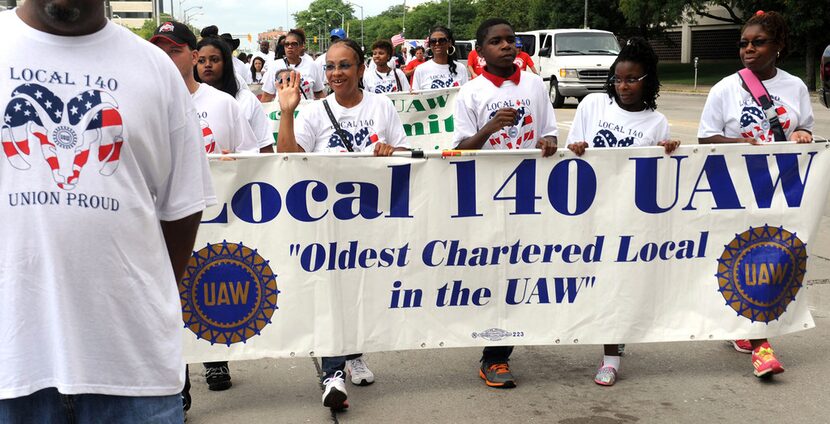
[166,0,432,51]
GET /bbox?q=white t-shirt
[0,10,214,399]
[191,83,259,153]
[261,56,324,100]
[566,93,670,148]
[453,71,558,150]
[233,56,252,84]
[235,88,272,149]
[363,68,411,93]
[411,60,469,91]
[698,70,814,143]
[294,92,410,153]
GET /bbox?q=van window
[555,33,620,56]
[456,42,473,60]
[517,34,535,56]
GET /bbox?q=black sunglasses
[738,39,770,49]
[429,37,449,46]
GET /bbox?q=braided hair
[742,10,789,62]
[429,25,458,76]
[605,37,660,111]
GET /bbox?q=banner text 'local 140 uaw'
[180,142,827,363]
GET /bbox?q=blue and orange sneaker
[479,362,516,388]
[751,342,785,378]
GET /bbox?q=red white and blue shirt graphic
[566,93,669,149]
[453,70,558,150]
[2,83,123,190]
[294,91,409,153]
[698,70,814,143]
[411,60,469,92]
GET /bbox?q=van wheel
[550,80,565,108]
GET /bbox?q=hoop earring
[777,51,780,58]
[448,45,456,56]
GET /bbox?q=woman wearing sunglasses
[411,25,469,91]
[261,28,326,102]
[698,11,813,378]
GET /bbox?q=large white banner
[261,88,458,151]
[182,143,828,362]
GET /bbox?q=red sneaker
[751,342,785,378]
[730,339,753,354]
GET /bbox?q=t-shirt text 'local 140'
[191,83,259,153]
[411,60,469,91]
[566,93,670,148]
[0,10,214,399]
[261,56,324,100]
[294,91,410,153]
[453,70,558,150]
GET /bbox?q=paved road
[184,93,830,423]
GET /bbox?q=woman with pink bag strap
[697,10,814,379]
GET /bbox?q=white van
[517,29,620,107]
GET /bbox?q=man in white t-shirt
[152,22,259,155]
[0,3,214,422]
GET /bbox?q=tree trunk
[805,40,817,92]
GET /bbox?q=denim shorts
[0,387,183,424]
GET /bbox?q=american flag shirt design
[2,83,123,189]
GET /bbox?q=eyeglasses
[324,62,355,72]
[738,39,770,49]
[429,37,449,46]
[284,41,301,48]
[610,74,648,85]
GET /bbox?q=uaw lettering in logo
[716,225,806,322]
[328,126,379,151]
[472,328,512,341]
[180,241,279,345]
[739,102,791,143]
[487,105,534,149]
[2,83,124,190]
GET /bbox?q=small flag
[391,33,405,47]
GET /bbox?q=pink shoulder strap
[737,68,768,101]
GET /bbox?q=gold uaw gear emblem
[180,241,279,345]
[716,225,807,323]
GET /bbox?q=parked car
[821,44,829,109]
[517,29,620,108]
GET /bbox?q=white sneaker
[346,357,375,386]
[322,370,348,409]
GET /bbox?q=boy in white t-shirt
[363,39,411,93]
[0,7,213,421]
[453,18,557,390]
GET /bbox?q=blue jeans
[0,387,183,424]
[321,353,363,381]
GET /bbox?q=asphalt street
[183,92,830,424]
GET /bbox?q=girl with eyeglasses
[698,11,814,379]
[567,37,679,387]
[260,28,326,102]
[411,25,469,91]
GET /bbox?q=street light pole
[448,0,451,27]
[326,9,345,31]
[347,1,364,50]
[583,0,588,29]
